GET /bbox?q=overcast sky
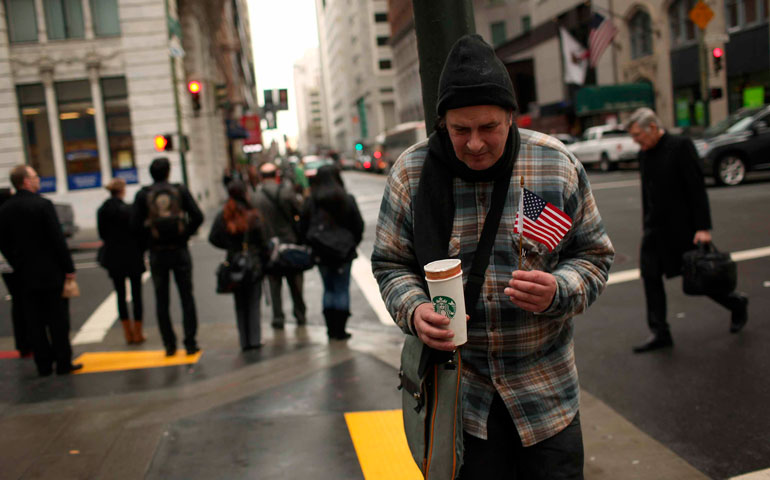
[248,0,320,148]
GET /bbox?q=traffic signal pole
[412,0,476,133]
[165,0,189,187]
[697,28,711,128]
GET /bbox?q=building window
[629,10,653,59]
[669,0,696,47]
[44,0,85,40]
[5,0,38,43]
[521,15,531,33]
[56,80,99,189]
[17,84,55,190]
[377,35,389,46]
[379,59,392,70]
[374,12,387,22]
[101,77,136,181]
[725,0,769,29]
[90,0,121,37]
[491,21,506,46]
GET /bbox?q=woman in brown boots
[97,178,146,344]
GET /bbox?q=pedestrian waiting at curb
[300,165,364,340]
[0,165,82,376]
[132,157,204,356]
[209,179,271,351]
[253,162,307,329]
[0,186,31,358]
[627,108,749,354]
[97,177,146,345]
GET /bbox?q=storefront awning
[575,83,654,116]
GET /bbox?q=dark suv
[695,105,770,186]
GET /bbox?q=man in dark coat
[132,157,204,356]
[0,186,31,357]
[0,165,81,375]
[627,108,749,353]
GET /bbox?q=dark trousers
[2,272,30,354]
[267,272,306,325]
[318,262,351,311]
[23,289,72,375]
[459,394,584,480]
[110,271,144,321]
[234,281,262,349]
[641,241,739,335]
[150,248,197,350]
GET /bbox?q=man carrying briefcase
[627,108,749,353]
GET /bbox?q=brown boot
[121,320,135,345]
[132,320,146,344]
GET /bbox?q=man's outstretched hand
[504,270,557,313]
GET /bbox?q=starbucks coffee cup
[424,259,467,346]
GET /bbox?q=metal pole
[697,28,710,127]
[412,0,476,134]
[165,0,189,186]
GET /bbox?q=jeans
[318,262,352,311]
[459,394,584,480]
[111,271,143,321]
[267,272,306,325]
[150,248,198,350]
[234,281,262,349]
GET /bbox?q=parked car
[567,125,640,171]
[694,105,770,186]
[553,133,577,145]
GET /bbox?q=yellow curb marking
[344,409,422,480]
[72,350,202,374]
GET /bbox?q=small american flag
[588,12,618,68]
[514,188,572,252]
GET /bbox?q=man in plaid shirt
[372,35,614,479]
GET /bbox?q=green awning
[575,83,654,116]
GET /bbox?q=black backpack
[145,183,187,243]
[306,206,356,265]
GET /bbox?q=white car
[567,125,640,171]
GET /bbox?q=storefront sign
[39,177,56,193]
[67,172,101,190]
[113,168,139,184]
[241,114,263,145]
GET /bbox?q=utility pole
[697,28,710,128]
[412,0,476,133]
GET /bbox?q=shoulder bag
[262,185,314,275]
[216,230,262,294]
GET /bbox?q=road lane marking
[345,410,423,479]
[72,350,201,374]
[72,271,151,345]
[351,252,396,326]
[607,245,770,286]
[730,468,770,479]
[590,179,640,190]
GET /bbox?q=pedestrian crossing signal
[154,134,173,152]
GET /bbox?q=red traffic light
[373,151,382,159]
[188,80,202,94]
[712,47,724,58]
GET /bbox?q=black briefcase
[682,242,736,296]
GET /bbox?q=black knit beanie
[436,34,517,116]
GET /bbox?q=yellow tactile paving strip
[344,409,423,480]
[71,350,202,374]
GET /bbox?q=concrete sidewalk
[0,313,711,480]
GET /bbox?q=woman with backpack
[209,180,271,351]
[97,178,146,344]
[300,165,364,340]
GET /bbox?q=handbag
[62,277,80,298]
[216,231,262,294]
[398,167,511,479]
[266,237,314,275]
[682,242,737,296]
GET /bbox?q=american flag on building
[588,12,618,67]
[514,188,572,252]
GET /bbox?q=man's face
[23,167,40,193]
[628,122,661,151]
[445,105,513,170]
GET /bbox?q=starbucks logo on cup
[433,296,456,319]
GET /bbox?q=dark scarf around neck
[413,125,520,276]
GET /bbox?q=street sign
[689,1,714,30]
[705,33,729,44]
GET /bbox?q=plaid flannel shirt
[371,129,614,446]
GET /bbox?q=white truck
[567,125,640,171]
